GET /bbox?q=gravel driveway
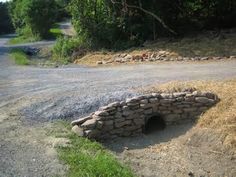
[0,36,236,177]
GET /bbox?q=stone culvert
[71,91,219,140]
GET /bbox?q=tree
[0,2,14,35]
[68,0,236,49]
[9,0,58,39]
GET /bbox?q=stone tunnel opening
[143,115,166,134]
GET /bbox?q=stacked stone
[71,91,219,140]
[97,52,235,65]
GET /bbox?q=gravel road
[0,36,236,177]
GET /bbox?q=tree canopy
[9,0,58,38]
[67,0,236,49]
[4,0,236,48]
[0,2,14,35]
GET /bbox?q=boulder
[72,125,84,136]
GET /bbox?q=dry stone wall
[95,52,236,65]
[71,91,219,140]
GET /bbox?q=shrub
[52,36,89,64]
[10,49,30,65]
[9,0,57,39]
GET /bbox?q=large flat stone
[71,116,92,126]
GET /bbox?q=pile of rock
[71,90,219,140]
[96,51,235,65]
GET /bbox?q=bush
[9,0,57,39]
[10,49,30,65]
[52,36,89,64]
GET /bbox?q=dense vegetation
[2,0,236,62]
[0,2,14,35]
[68,0,236,49]
[9,0,59,39]
[10,49,30,65]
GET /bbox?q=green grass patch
[51,121,135,177]
[8,36,38,45]
[10,49,30,65]
[49,24,63,39]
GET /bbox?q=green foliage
[49,24,63,39]
[68,0,236,49]
[55,0,71,20]
[0,2,14,34]
[52,36,88,63]
[9,0,58,39]
[8,36,37,45]
[8,25,40,45]
[10,49,30,65]
[68,0,137,49]
[52,121,135,177]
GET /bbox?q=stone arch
[143,113,166,134]
[71,91,219,140]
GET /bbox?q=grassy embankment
[51,121,135,177]
[142,79,236,151]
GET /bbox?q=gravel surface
[0,36,236,177]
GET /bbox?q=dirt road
[0,36,236,177]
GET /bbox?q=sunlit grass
[49,24,62,39]
[8,36,38,45]
[10,49,30,65]
[51,121,135,177]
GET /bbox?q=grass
[10,49,30,65]
[8,36,38,45]
[8,24,62,45]
[50,121,135,177]
[141,79,236,150]
[49,24,62,39]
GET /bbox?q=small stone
[81,119,97,129]
[108,102,120,107]
[96,61,103,65]
[123,110,133,116]
[160,93,172,99]
[133,118,144,125]
[72,125,84,136]
[104,120,114,126]
[71,116,92,126]
[94,110,109,116]
[173,92,186,97]
[97,121,104,129]
[195,97,214,104]
[126,98,138,103]
[124,147,129,150]
[124,54,132,60]
[160,99,175,103]
[144,108,152,115]
[115,120,131,128]
[140,104,152,109]
[149,98,158,103]
[183,108,197,112]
